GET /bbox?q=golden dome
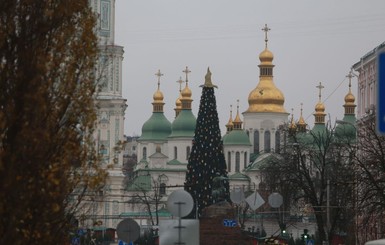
[153,89,164,102]
[247,78,286,113]
[152,69,165,112]
[246,25,286,114]
[298,115,306,126]
[289,115,297,130]
[344,92,355,104]
[259,48,274,63]
[181,85,192,98]
[315,101,325,112]
[175,95,182,109]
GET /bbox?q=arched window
[186,146,191,160]
[142,147,147,160]
[264,130,271,153]
[254,130,259,153]
[244,152,248,168]
[227,151,231,172]
[275,130,281,153]
[235,152,240,172]
[159,183,166,195]
[174,146,178,159]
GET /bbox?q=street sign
[223,219,237,227]
[377,51,385,135]
[245,191,265,211]
[307,240,314,245]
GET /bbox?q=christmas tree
[184,67,229,218]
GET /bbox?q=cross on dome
[155,69,164,89]
[176,76,184,92]
[346,71,354,91]
[262,24,271,48]
[182,66,191,85]
[316,82,324,102]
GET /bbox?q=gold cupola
[246,24,286,114]
[152,69,165,112]
[180,66,193,110]
[343,72,356,115]
[225,105,234,134]
[174,77,184,118]
[233,100,243,130]
[314,82,326,124]
[297,103,307,132]
[288,108,297,134]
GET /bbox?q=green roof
[229,172,250,181]
[126,174,151,191]
[246,153,281,171]
[223,130,251,146]
[167,159,186,165]
[335,115,356,142]
[139,112,171,141]
[169,110,196,138]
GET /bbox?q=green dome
[223,130,251,146]
[169,110,196,138]
[139,112,171,141]
[335,115,356,141]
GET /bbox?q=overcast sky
[115,0,385,136]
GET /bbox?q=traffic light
[301,229,308,240]
[302,229,309,241]
[279,223,287,236]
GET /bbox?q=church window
[159,183,166,195]
[254,130,260,153]
[227,152,231,172]
[244,152,248,168]
[235,152,240,172]
[142,147,147,160]
[275,130,281,153]
[186,146,191,160]
[264,130,271,153]
[174,146,178,160]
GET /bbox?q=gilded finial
[155,69,164,89]
[176,76,184,92]
[262,24,271,49]
[316,82,324,102]
[182,66,191,87]
[201,67,218,88]
[346,71,354,93]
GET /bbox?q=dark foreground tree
[184,68,229,218]
[263,124,356,244]
[0,1,107,244]
[353,116,385,242]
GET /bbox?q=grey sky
[115,0,385,136]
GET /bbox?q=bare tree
[126,175,166,226]
[262,124,356,244]
[0,1,107,244]
[354,116,385,241]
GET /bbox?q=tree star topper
[201,67,218,88]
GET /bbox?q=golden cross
[346,71,354,92]
[155,69,164,89]
[176,76,184,92]
[262,24,271,48]
[182,66,191,85]
[316,82,324,102]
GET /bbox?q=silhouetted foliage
[0,1,107,244]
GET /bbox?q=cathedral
[127,24,291,192]
[85,0,357,236]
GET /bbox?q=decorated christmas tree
[184,67,229,218]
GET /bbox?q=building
[79,0,128,230]
[352,41,385,243]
